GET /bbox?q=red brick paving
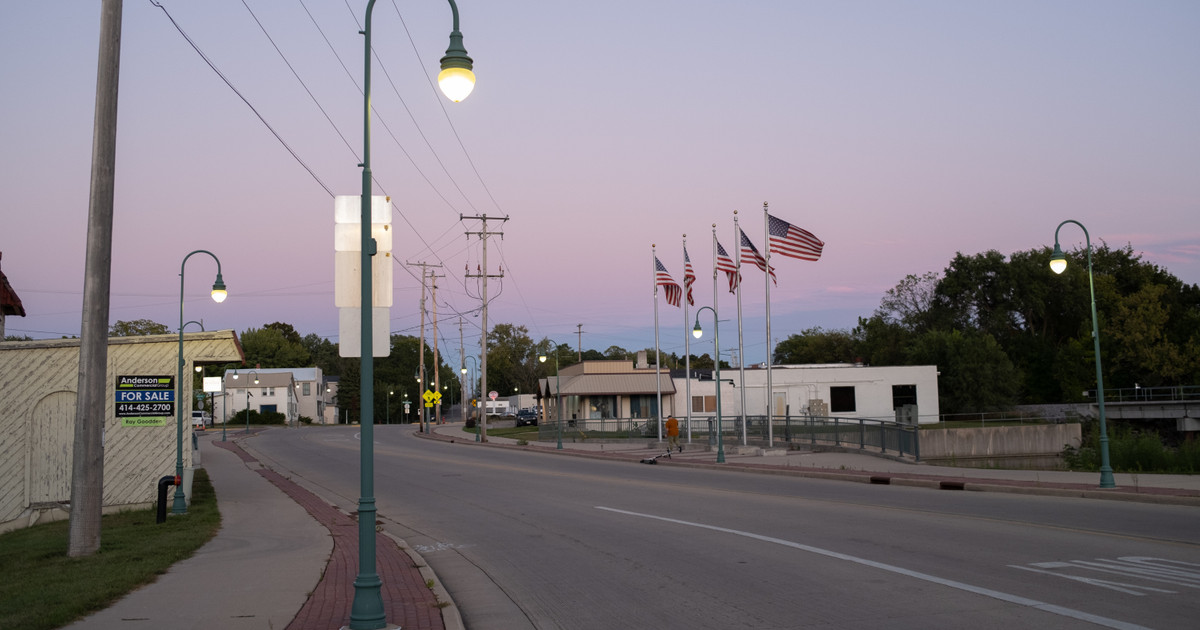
[213,439,446,630]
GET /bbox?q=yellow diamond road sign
[422,390,442,404]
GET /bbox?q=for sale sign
[116,375,175,424]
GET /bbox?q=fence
[535,413,920,460]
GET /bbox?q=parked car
[514,408,538,426]
[191,410,212,429]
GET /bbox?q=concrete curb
[416,428,1200,508]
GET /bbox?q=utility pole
[431,271,443,425]
[71,0,123,558]
[463,213,508,442]
[576,323,583,362]
[407,262,441,433]
[459,316,466,425]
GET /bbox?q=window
[892,385,917,409]
[630,395,658,419]
[830,386,856,413]
[302,382,311,396]
[692,395,716,413]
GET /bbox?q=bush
[298,415,314,425]
[1063,422,1200,473]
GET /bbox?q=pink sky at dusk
[2,1,1198,368]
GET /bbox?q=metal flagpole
[652,245,663,442]
[763,201,774,447]
[683,235,692,444]
[733,211,748,446]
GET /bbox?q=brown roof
[0,252,26,317]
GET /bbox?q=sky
[2,0,1198,369]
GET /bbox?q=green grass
[0,469,221,630]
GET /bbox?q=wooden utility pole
[576,323,583,362]
[70,0,123,558]
[407,262,441,433]
[462,214,507,442]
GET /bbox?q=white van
[191,410,212,429]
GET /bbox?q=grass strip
[0,469,221,630]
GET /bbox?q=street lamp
[463,356,478,438]
[173,250,226,515]
[1050,219,1115,488]
[235,370,259,435]
[354,3,474,624]
[693,306,725,463]
[538,341,566,450]
[386,389,393,424]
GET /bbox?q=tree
[906,329,1021,414]
[301,333,341,376]
[109,319,169,336]
[265,321,303,345]
[875,271,940,331]
[241,326,311,368]
[603,345,629,360]
[773,327,859,364]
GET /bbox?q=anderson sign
[116,375,175,425]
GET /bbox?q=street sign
[489,390,498,401]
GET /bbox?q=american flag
[740,229,777,285]
[683,247,696,306]
[655,256,682,308]
[715,240,740,293]
[768,214,824,261]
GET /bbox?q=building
[679,363,940,424]
[218,370,298,426]
[222,367,335,425]
[538,358,678,425]
[0,331,243,533]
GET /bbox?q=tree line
[774,244,1200,414]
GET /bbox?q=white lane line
[596,506,1153,630]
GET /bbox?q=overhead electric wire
[149,0,334,197]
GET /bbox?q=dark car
[514,408,539,426]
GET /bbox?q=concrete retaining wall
[921,424,1082,468]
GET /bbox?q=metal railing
[1098,385,1200,403]
[534,414,920,460]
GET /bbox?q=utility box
[808,399,828,417]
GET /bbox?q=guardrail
[534,414,920,460]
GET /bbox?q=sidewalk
[425,423,1200,506]
[63,431,450,630]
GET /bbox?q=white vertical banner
[335,195,392,357]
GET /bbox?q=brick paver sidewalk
[214,439,446,630]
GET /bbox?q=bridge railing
[1096,385,1200,403]
[536,414,919,460]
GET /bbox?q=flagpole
[711,225,720,454]
[652,245,663,443]
[733,211,748,446]
[683,236,692,444]
[763,201,774,447]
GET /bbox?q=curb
[416,429,1200,508]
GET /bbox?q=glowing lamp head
[1049,244,1067,275]
[438,30,474,102]
[539,354,548,363]
[438,66,475,102]
[211,273,228,303]
[692,322,703,339]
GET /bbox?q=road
[245,425,1200,630]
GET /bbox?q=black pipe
[156,475,177,524]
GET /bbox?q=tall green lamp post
[1050,219,1116,489]
[463,355,477,436]
[692,306,725,463]
[353,1,474,626]
[538,341,566,449]
[173,250,226,515]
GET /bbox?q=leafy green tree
[241,326,311,368]
[265,322,303,345]
[773,327,859,364]
[906,329,1020,414]
[301,333,342,376]
[603,345,629,360]
[109,319,169,336]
